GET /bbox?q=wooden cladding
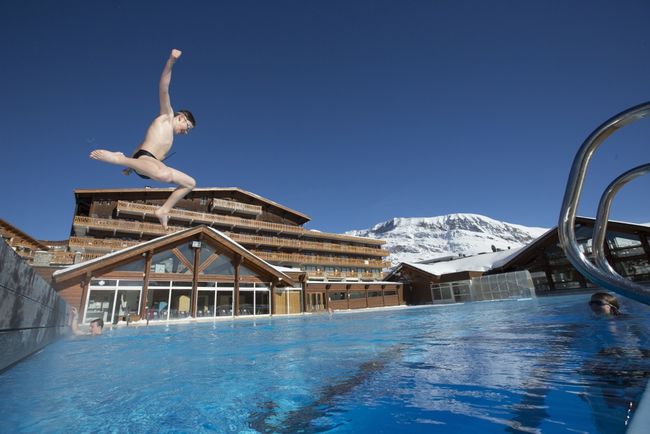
[115,201,384,246]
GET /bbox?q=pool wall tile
[0,240,71,372]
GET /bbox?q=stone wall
[0,240,71,372]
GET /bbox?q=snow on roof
[404,247,523,276]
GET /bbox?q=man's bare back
[90,49,196,230]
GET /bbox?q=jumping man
[90,49,196,229]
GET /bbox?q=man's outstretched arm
[159,49,182,116]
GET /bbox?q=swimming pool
[1,294,649,433]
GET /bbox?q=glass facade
[85,279,142,324]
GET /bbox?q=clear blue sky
[2,0,649,241]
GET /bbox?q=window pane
[115,257,146,272]
[256,291,269,315]
[202,255,235,275]
[239,291,254,315]
[86,289,115,323]
[197,291,215,317]
[151,250,189,274]
[216,291,233,316]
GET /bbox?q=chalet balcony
[223,232,389,257]
[73,215,175,237]
[251,251,390,269]
[114,201,384,246]
[209,198,262,216]
[69,236,140,252]
[49,250,106,265]
[307,270,383,280]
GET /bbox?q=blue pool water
[1,294,650,433]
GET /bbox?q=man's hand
[171,49,182,60]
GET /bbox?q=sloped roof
[0,218,49,250]
[400,248,523,278]
[52,225,295,286]
[74,187,311,223]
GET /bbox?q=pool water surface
[1,294,650,433]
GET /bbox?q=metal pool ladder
[558,101,650,305]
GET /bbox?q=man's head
[174,110,196,135]
[589,292,620,316]
[89,318,104,335]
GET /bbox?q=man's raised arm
[159,49,182,116]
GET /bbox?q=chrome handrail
[558,101,650,305]
[592,163,650,276]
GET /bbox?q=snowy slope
[346,213,550,266]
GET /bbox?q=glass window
[147,288,170,321]
[118,280,143,287]
[256,291,270,315]
[90,279,117,287]
[368,291,381,298]
[240,264,258,277]
[170,290,192,319]
[151,250,189,274]
[115,257,146,272]
[216,291,233,316]
[199,244,217,266]
[177,243,196,265]
[384,290,398,296]
[607,231,641,250]
[197,292,215,317]
[113,290,141,322]
[349,291,365,299]
[202,255,235,275]
[239,291,254,315]
[86,289,115,323]
[329,291,346,301]
[614,257,650,279]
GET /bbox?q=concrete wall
[0,240,71,372]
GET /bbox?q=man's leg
[153,167,196,230]
[90,150,195,229]
[90,150,161,176]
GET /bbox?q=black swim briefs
[132,149,158,179]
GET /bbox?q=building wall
[0,240,71,372]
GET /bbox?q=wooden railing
[115,201,385,246]
[251,251,388,269]
[210,198,262,216]
[74,215,181,237]
[308,270,383,279]
[223,232,389,257]
[48,250,106,265]
[69,236,140,252]
[73,217,389,260]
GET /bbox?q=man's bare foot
[90,150,125,165]
[154,209,170,230]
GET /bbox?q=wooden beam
[140,251,153,319]
[233,254,242,316]
[191,239,201,318]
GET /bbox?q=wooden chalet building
[40,187,402,323]
[388,217,650,305]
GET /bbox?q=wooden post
[233,254,242,316]
[79,273,91,322]
[191,240,201,318]
[140,251,153,319]
[270,280,276,315]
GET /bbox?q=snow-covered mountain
[346,213,550,266]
